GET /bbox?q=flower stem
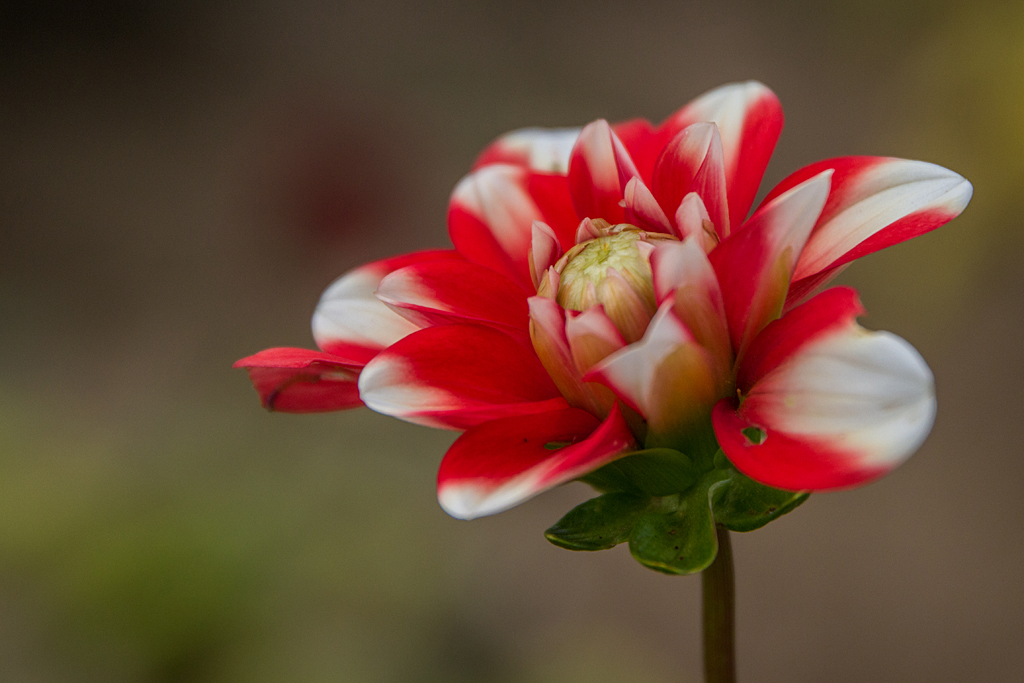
[702,525,736,683]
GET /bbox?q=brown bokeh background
[1,1,1022,681]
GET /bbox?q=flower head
[236,82,971,533]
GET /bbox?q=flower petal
[567,119,640,224]
[437,404,636,519]
[529,221,563,288]
[623,176,673,234]
[358,324,565,429]
[448,164,578,289]
[586,303,721,441]
[652,122,730,239]
[760,157,973,294]
[737,286,864,391]
[564,304,627,374]
[312,250,462,364]
[662,81,784,226]
[376,259,530,343]
[528,296,602,414]
[673,192,718,252]
[473,127,581,174]
[710,170,832,359]
[714,287,935,490]
[234,347,362,413]
[650,238,731,371]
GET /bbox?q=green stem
[702,525,736,683]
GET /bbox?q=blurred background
[0,0,1022,681]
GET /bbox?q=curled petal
[449,164,577,289]
[760,157,973,300]
[652,122,730,239]
[715,286,935,490]
[376,260,530,343]
[568,119,640,224]
[312,250,462,364]
[234,348,362,413]
[710,170,832,359]
[473,127,581,174]
[437,404,636,519]
[662,81,784,226]
[358,324,565,429]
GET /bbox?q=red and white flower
[236,81,971,519]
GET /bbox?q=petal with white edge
[650,238,731,369]
[376,259,529,342]
[662,81,784,226]
[529,221,563,288]
[673,192,718,252]
[623,176,673,235]
[568,119,641,224]
[437,404,636,519]
[234,347,362,413]
[759,157,973,298]
[449,164,578,289]
[710,170,832,359]
[586,303,721,440]
[528,296,603,415]
[715,286,936,490]
[312,250,462,364]
[652,122,730,239]
[473,127,581,174]
[358,323,565,430]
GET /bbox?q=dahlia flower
[236,81,971,573]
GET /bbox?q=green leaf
[710,458,810,533]
[544,492,651,551]
[628,491,718,575]
[580,449,701,496]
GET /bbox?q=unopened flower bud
[541,223,675,343]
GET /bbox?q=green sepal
[544,492,650,551]
[709,452,810,532]
[579,448,700,496]
[628,490,718,575]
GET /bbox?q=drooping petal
[448,164,578,289]
[312,250,462,364]
[234,347,362,413]
[622,177,673,234]
[662,81,784,226]
[709,170,832,359]
[567,119,640,224]
[714,286,935,490]
[376,260,529,344]
[586,303,721,441]
[473,127,581,174]
[437,404,636,519]
[760,157,973,297]
[651,123,730,239]
[358,324,566,429]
